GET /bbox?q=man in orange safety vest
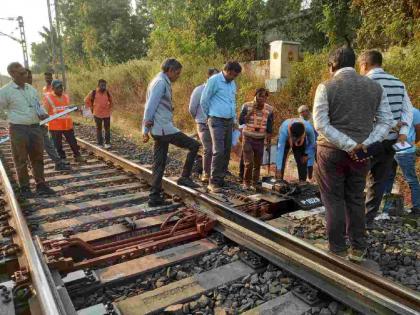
[43,80,86,163]
[239,88,274,189]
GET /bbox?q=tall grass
[57,40,419,137]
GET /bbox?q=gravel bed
[180,262,353,315]
[289,214,420,291]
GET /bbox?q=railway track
[0,127,418,315]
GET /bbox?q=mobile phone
[392,142,413,152]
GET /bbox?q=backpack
[91,89,111,106]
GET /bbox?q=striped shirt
[367,68,413,140]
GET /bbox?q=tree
[30,26,57,73]
[352,0,419,49]
[316,0,360,46]
[56,0,150,66]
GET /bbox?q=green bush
[55,39,419,137]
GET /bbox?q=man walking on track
[84,79,113,149]
[200,61,242,193]
[143,59,200,207]
[313,46,392,262]
[43,80,86,163]
[0,62,55,197]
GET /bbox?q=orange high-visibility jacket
[243,102,273,139]
[43,93,73,131]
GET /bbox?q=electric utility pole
[54,0,67,89]
[0,16,29,68]
[46,0,57,75]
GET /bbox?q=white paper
[393,141,412,151]
[39,106,78,126]
[232,129,241,146]
[82,106,93,118]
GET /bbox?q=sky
[0,0,50,76]
[0,0,137,78]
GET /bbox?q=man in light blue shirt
[383,107,420,216]
[142,59,200,206]
[189,68,219,182]
[0,62,55,197]
[200,61,242,192]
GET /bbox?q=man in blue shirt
[200,61,242,193]
[298,105,317,180]
[383,107,420,216]
[275,119,316,182]
[188,68,219,182]
[142,59,200,206]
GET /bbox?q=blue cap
[51,79,63,88]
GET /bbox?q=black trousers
[94,116,111,145]
[365,139,396,224]
[50,129,80,159]
[150,132,199,201]
[281,141,308,181]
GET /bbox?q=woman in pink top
[84,79,113,148]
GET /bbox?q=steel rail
[0,159,66,315]
[77,138,420,315]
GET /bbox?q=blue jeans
[384,152,420,209]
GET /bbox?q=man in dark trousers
[25,69,70,171]
[0,62,55,197]
[200,61,242,193]
[84,79,113,148]
[143,59,200,207]
[358,50,413,226]
[239,88,274,189]
[313,46,392,262]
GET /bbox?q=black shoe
[148,199,172,207]
[55,162,71,171]
[36,184,56,196]
[177,177,200,188]
[19,186,34,199]
[366,220,375,230]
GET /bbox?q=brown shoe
[348,248,366,262]
[201,173,210,183]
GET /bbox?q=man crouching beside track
[313,46,392,262]
[142,58,200,207]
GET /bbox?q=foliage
[30,26,57,73]
[383,39,420,107]
[352,0,420,49]
[317,0,361,46]
[57,0,150,67]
